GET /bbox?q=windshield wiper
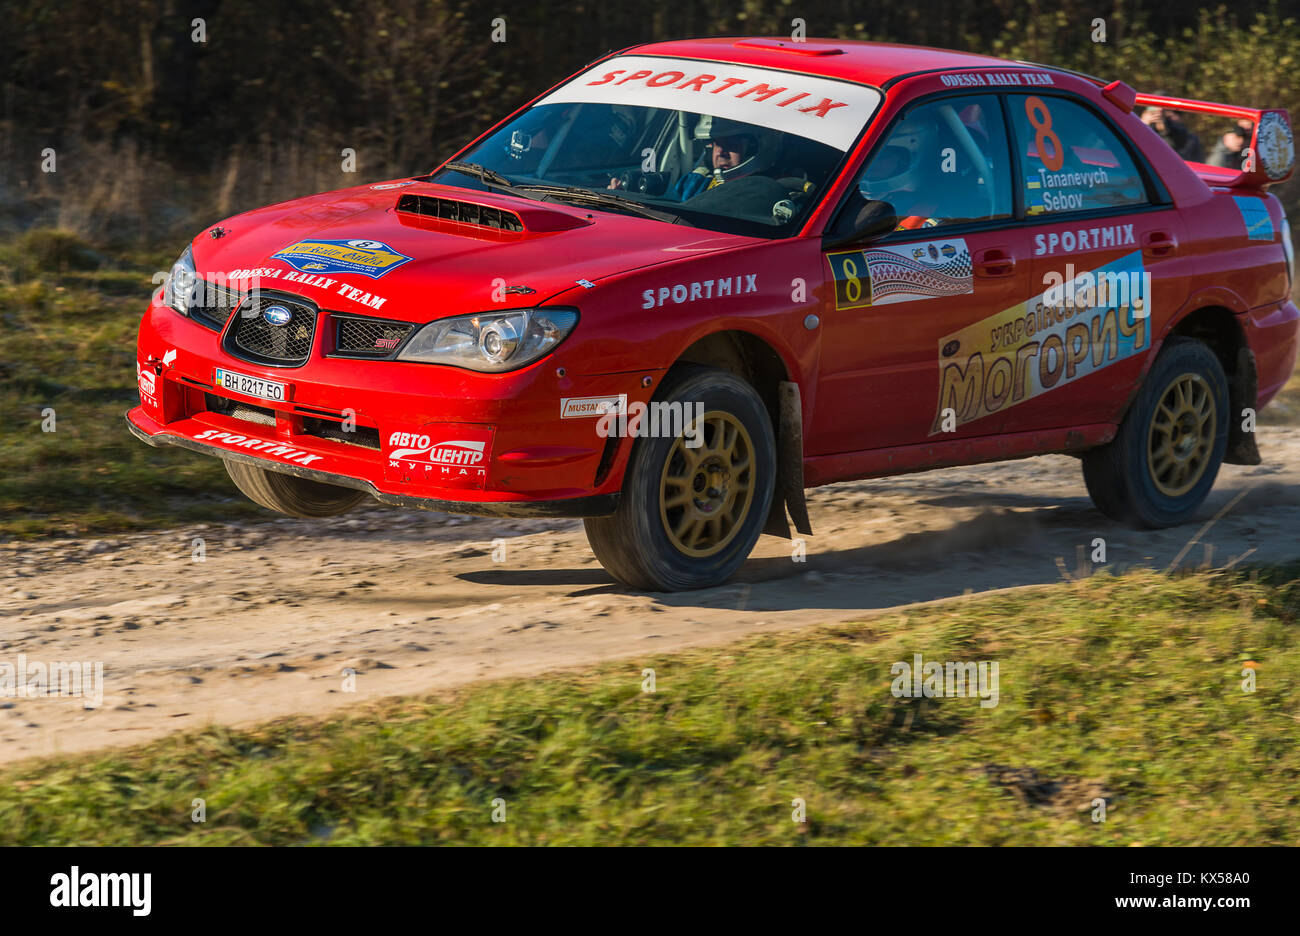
[440,161,520,190]
[510,183,685,224]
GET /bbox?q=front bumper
[125,411,619,517]
[130,297,650,518]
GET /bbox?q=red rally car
[128,38,1298,591]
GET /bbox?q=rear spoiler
[1131,90,1295,188]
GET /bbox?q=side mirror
[825,199,897,249]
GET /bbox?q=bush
[14,228,102,274]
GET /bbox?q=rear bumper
[1244,298,1300,408]
[126,409,620,518]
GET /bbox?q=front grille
[302,416,381,450]
[204,393,276,425]
[334,316,415,357]
[396,193,524,232]
[189,281,242,332]
[224,294,318,366]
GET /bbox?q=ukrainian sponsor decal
[385,426,493,489]
[827,238,972,310]
[272,238,411,279]
[1232,196,1275,241]
[193,428,324,466]
[929,250,1149,434]
[539,55,882,151]
[561,394,627,419]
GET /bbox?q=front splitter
[125,411,620,519]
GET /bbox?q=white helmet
[859,116,938,199]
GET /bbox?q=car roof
[623,37,1059,88]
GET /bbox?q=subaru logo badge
[262,304,292,327]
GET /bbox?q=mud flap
[763,380,813,538]
[1225,347,1262,465]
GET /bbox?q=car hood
[191,180,755,323]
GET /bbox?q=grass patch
[0,232,266,538]
[2,567,1297,845]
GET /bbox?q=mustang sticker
[929,250,1149,433]
[827,238,972,310]
[562,395,627,418]
[272,239,412,279]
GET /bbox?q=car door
[997,91,1187,432]
[808,92,1033,456]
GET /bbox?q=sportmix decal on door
[826,238,972,310]
[384,426,493,489]
[192,429,324,466]
[929,250,1150,434]
[271,239,412,279]
[538,54,882,151]
[1232,196,1275,241]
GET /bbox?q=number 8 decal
[1025,96,1065,172]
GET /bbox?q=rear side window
[1008,94,1147,215]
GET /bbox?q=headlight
[162,245,198,315]
[397,308,578,372]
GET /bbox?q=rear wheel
[1082,337,1229,527]
[584,366,776,591]
[223,459,370,518]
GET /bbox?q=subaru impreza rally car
[129,38,1298,591]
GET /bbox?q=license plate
[214,368,287,402]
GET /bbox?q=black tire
[223,459,370,518]
[584,365,776,591]
[1082,336,1230,527]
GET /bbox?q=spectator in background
[1140,103,1204,162]
[1207,119,1256,170]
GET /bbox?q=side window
[1008,94,1147,215]
[834,94,1012,235]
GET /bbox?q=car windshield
[426,55,883,238]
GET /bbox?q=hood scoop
[395,192,592,237]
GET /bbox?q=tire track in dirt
[3,427,1300,765]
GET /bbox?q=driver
[609,117,779,201]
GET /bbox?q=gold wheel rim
[1147,372,1216,498]
[658,410,756,558]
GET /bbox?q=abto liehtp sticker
[271,238,412,279]
[384,425,494,489]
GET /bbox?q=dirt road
[4,426,1300,765]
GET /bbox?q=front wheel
[584,366,776,591]
[1082,336,1230,527]
[223,459,371,518]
